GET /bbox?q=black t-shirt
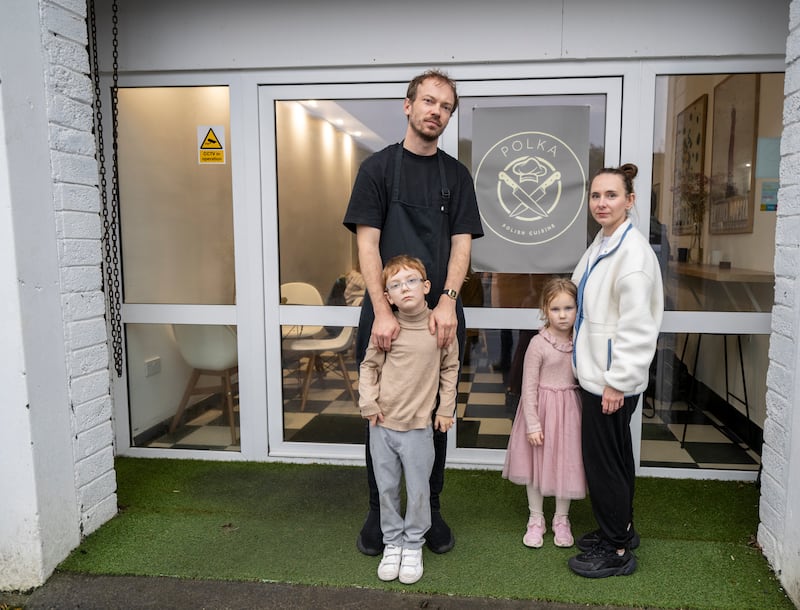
[343,143,483,288]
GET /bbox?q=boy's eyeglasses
[386,277,425,293]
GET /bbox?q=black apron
[356,145,464,364]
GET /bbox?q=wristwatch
[442,288,458,300]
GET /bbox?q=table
[670,262,774,312]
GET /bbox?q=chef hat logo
[512,157,549,184]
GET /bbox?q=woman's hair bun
[619,163,638,180]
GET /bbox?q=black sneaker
[356,510,384,556]
[568,543,637,578]
[576,527,640,552]
[426,511,455,554]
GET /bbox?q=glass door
[260,77,624,465]
[453,79,621,465]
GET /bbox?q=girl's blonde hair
[539,277,578,327]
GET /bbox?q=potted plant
[672,172,709,263]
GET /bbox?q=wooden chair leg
[223,370,237,444]
[337,352,358,407]
[169,369,201,434]
[299,354,317,411]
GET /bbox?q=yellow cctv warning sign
[197,125,226,164]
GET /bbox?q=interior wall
[276,102,356,298]
[118,87,234,305]
[126,324,194,437]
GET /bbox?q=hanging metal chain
[89,0,123,376]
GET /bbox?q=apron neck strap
[392,143,451,209]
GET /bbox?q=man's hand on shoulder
[430,294,457,348]
[371,308,400,352]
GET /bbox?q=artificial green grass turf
[58,457,793,609]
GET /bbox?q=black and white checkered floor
[145,334,760,472]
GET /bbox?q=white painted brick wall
[75,446,114,488]
[75,421,114,461]
[61,293,106,324]
[773,277,794,306]
[41,0,116,538]
[61,266,103,293]
[70,370,110,410]
[77,469,116,515]
[66,318,107,350]
[760,3,800,600]
[50,125,96,156]
[73,395,113,432]
[58,210,102,237]
[60,239,103,266]
[53,183,100,213]
[81,495,117,536]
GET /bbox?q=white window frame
[107,57,783,482]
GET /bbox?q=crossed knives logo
[498,157,560,221]
[476,132,585,246]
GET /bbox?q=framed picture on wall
[672,94,708,236]
[709,74,760,234]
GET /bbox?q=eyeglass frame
[385,277,428,293]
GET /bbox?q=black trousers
[579,388,638,549]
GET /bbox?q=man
[343,69,483,556]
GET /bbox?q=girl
[502,277,585,548]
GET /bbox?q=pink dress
[502,329,586,499]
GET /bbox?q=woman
[568,163,664,578]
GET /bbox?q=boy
[359,255,460,584]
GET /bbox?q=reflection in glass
[118,87,235,305]
[458,328,521,449]
[281,325,362,443]
[275,99,402,302]
[127,323,240,451]
[641,333,761,470]
[651,73,781,312]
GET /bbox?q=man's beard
[410,118,442,142]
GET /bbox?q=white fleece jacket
[571,220,664,396]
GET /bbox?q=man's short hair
[405,69,459,112]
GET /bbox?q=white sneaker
[377,544,402,581]
[398,547,423,584]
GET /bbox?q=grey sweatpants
[369,425,435,549]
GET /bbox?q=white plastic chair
[283,326,358,412]
[169,324,239,444]
[280,282,325,338]
[280,281,324,306]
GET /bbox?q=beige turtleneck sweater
[359,307,460,431]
